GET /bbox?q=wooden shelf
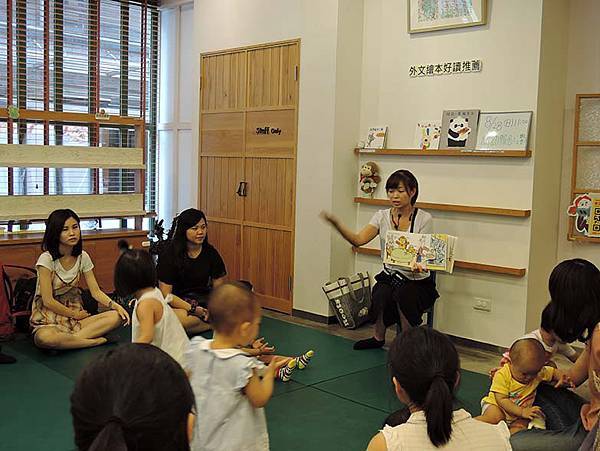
[0,228,149,246]
[354,197,530,218]
[352,247,526,277]
[355,148,532,158]
[0,107,144,126]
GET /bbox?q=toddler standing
[185,282,286,451]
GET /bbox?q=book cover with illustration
[364,126,388,149]
[384,230,457,273]
[414,121,441,150]
[440,109,480,150]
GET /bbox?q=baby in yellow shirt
[477,338,572,434]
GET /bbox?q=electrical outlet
[473,297,492,312]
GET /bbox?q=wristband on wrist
[188,301,198,316]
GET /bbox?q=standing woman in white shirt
[367,327,511,451]
[30,209,130,350]
[321,170,439,350]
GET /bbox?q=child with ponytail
[367,327,511,450]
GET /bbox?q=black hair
[540,302,554,332]
[114,240,157,298]
[388,326,459,447]
[166,208,210,267]
[42,209,83,260]
[547,258,600,343]
[71,343,194,451]
[385,170,419,205]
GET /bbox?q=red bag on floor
[1,263,37,334]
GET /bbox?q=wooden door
[199,42,299,313]
[199,52,247,281]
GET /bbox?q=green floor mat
[259,317,387,385]
[0,317,493,451]
[313,364,491,417]
[266,387,386,451]
[4,327,130,381]
[0,349,75,451]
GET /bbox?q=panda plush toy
[447,116,471,147]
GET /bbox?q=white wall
[158,2,197,229]
[193,0,349,316]
[160,0,583,345]
[557,0,600,268]
[355,0,544,346]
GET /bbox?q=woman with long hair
[157,208,227,334]
[30,209,129,350]
[367,327,511,450]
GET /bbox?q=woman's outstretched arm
[320,211,378,247]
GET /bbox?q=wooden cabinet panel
[0,243,39,268]
[248,43,298,108]
[199,157,244,221]
[242,226,292,305]
[202,52,246,112]
[200,41,298,314]
[207,222,241,282]
[246,109,295,158]
[244,158,294,227]
[0,231,146,293]
[201,112,244,156]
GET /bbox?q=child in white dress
[114,240,189,365]
[185,282,287,451]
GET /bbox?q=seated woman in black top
[157,208,227,334]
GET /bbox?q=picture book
[384,230,458,273]
[365,126,388,149]
[414,121,441,150]
[440,109,480,150]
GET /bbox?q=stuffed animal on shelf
[359,162,381,197]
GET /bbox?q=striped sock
[295,350,315,370]
[277,359,297,382]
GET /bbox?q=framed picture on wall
[408,0,487,34]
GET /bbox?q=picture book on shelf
[414,121,441,150]
[365,126,388,149]
[440,109,480,150]
[384,230,458,273]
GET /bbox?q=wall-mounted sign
[409,59,482,78]
[256,126,282,135]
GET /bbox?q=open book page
[384,231,458,273]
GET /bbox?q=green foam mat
[266,387,386,451]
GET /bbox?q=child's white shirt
[131,287,189,365]
[521,329,577,359]
[184,336,269,451]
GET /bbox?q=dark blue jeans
[510,385,587,451]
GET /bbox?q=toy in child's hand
[359,162,381,197]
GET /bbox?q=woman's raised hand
[319,211,337,226]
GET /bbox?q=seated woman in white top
[367,327,512,451]
[322,170,438,350]
[114,240,189,365]
[30,209,130,350]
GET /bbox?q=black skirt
[369,270,439,327]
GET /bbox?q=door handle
[236,181,248,197]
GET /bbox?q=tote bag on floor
[322,272,371,329]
